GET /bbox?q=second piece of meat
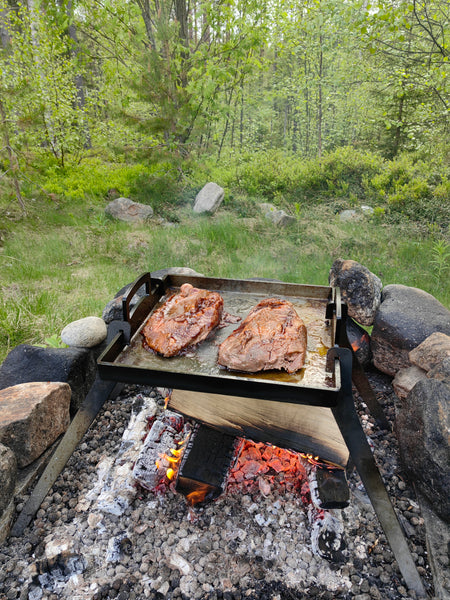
[142,283,224,357]
[218,298,307,373]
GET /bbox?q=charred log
[176,423,241,504]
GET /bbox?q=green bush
[41,157,150,201]
[367,153,449,225]
[318,146,383,197]
[206,147,384,202]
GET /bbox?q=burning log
[176,423,242,504]
[132,410,188,492]
[168,390,349,468]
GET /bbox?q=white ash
[0,379,436,600]
[132,411,188,492]
[93,393,158,516]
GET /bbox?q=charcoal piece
[309,466,350,510]
[176,424,240,503]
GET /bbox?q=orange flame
[186,483,212,505]
[351,332,369,352]
[156,437,189,483]
[300,452,339,471]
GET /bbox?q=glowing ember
[227,440,307,496]
[350,331,369,352]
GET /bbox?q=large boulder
[328,259,382,326]
[395,378,450,523]
[0,443,17,515]
[371,285,450,376]
[105,197,153,223]
[193,183,224,214]
[0,345,96,415]
[0,382,71,468]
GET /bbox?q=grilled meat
[218,298,307,373]
[142,283,224,357]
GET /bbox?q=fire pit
[10,272,429,598]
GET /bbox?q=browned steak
[142,283,224,357]
[217,298,307,373]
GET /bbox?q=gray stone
[193,183,224,214]
[61,316,107,348]
[259,202,275,213]
[266,209,296,227]
[0,443,16,515]
[372,285,450,376]
[428,356,450,384]
[259,203,296,227]
[395,378,450,523]
[0,344,96,415]
[105,197,153,223]
[409,332,450,372]
[0,382,71,467]
[392,365,427,400]
[360,205,374,215]
[338,209,361,222]
[102,268,204,324]
[328,259,382,326]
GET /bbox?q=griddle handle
[122,272,151,322]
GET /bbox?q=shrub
[318,146,383,198]
[41,157,149,201]
[208,147,384,202]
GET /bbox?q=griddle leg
[329,348,428,599]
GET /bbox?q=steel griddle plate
[97,273,343,405]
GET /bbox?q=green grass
[0,193,449,364]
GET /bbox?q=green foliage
[35,334,68,349]
[41,158,149,201]
[0,0,91,166]
[369,153,449,224]
[204,147,385,201]
[431,239,450,284]
[318,147,383,197]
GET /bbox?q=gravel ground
[0,369,436,600]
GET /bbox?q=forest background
[0,0,449,358]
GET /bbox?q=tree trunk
[0,95,26,214]
[66,0,91,149]
[317,35,323,159]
